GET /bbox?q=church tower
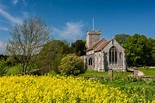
[86,30,101,48]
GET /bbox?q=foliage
[6,17,51,74]
[0,59,9,76]
[151,38,155,65]
[6,55,20,66]
[123,34,153,66]
[114,34,131,45]
[5,64,21,76]
[35,40,69,73]
[70,40,86,56]
[48,70,58,76]
[0,75,153,102]
[58,54,85,76]
[0,54,8,60]
[29,67,51,75]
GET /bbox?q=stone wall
[86,54,95,70]
[86,30,101,48]
[102,39,127,72]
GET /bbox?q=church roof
[87,39,110,52]
[95,40,110,51]
[87,40,101,51]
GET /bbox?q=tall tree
[123,34,152,66]
[114,34,130,45]
[71,40,86,56]
[36,40,69,73]
[6,17,51,74]
[150,38,155,65]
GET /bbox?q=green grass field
[79,69,131,78]
[78,70,108,77]
[138,67,155,77]
[78,69,155,89]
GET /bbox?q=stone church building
[85,30,127,72]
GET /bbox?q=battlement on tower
[86,30,101,48]
[87,30,101,35]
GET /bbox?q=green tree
[70,40,86,56]
[58,54,84,76]
[7,55,20,66]
[35,40,69,73]
[6,17,51,74]
[0,54,8,60]
[150,38,155,65]
[114,34,130,45]
[123,34,152,66]
[0,59,9,75]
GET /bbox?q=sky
[0,0,155,54]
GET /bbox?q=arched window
[109,46,117,64]
[89,58,92,65]
[119,52,122,59]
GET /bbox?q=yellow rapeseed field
[0,75,154,103]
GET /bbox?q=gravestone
[133,67,138,77]
[108,69,113,78]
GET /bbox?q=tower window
[109,46,117,64]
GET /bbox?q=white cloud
[12,0,18,5]
[0,4,7,9]
[53,22,83,42]
[0,8,22,24]
[0,41,6,54]
[0,27,9,31]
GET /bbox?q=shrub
[6,64,21,76]
[48,70,57,76]
[58,54,84,76]
[0,59,10,76]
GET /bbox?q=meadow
[138,67,155,77]
[0,75,155,103]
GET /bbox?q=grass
[79,69,155,89]
[78,70,108,77]
[79,69,131,78]
[112,71,131,78]
[138,67,155,77]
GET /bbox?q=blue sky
[0,0,155,54]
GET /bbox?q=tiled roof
[95,40,110,52]
[87,38,110,51]
[87,40,101,51]
[95,40,110,51]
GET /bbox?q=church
[85,30,127,72]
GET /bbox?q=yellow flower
[0,75,150,102]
